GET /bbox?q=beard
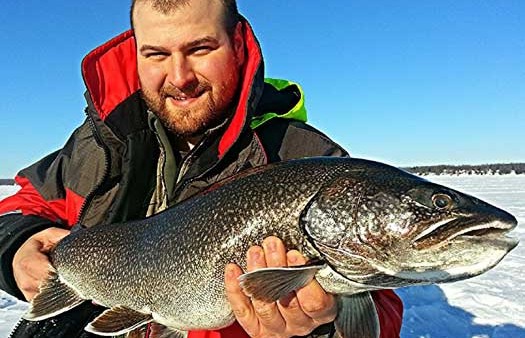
[141,73,240,139]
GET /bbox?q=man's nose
[167,55,197,89]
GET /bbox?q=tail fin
[23,267,85,321]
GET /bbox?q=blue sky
[1,1,524,178]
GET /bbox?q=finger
[251,297,286,334]
[272,250,317,335]
[246,246,266,272]
[224,263,260,337]
[246,243,286,333]
[34,228,70,252]
[21,251,52,280]
[278,292,315,336]
[289,251,337,324]
[262,236,287,268]
[14,252,51,301]
[13,235,56,302]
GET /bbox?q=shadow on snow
[397,285,525,338]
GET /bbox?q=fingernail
[266,239,277,253]
[288,253,298,264]
[249,249,261,261]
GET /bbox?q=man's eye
[145,52,168,59]
[191,46,213,55]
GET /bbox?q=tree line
[404,163,525,176]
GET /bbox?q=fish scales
[19,157,518,338]
[51,158,345,329]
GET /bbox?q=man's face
[133,0,244,138]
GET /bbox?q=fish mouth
[388,214,519,284]
[412,215,519,250]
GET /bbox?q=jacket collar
[81,17,264,159]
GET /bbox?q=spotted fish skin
[24,157,518,337]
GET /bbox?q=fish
[20,157,519,338]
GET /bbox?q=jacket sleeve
[0,150,67,298]
[0,120,96,299]
[0,213,59,299]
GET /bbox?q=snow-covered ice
[0,185,29,337]
[0,175,524,337]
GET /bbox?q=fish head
[302,160,519,289]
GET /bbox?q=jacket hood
[81,17,264,158]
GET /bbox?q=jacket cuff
[372,290,404,338]
[0,213,58,299]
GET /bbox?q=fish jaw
[379,214,519,284]
[387,232,518,284]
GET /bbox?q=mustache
[161,81,211,99]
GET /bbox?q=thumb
[34,227,71,252]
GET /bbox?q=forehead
[133,0,227,44]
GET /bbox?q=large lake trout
[22,157,518,338]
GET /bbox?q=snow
[1,176,524,337]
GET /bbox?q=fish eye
[432,193,453,210]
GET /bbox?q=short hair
[130,0,240,37]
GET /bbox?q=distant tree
[403,163,525,176]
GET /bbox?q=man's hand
[225,236,337,338]
[12,227,70,301]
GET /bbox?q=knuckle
[18,280,36,293]
[301,297,332,316]
[253,302,276,322]
[231,306,250,320]
[282,297,301,311]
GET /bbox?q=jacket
[0,19,403,338]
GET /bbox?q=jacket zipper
[7,317,24,338]
[171,135,215,202]
[77,108,112,224]
[150,127,169,211]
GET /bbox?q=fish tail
[23,266,85,321]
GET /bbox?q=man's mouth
[171,93,199,101]
[167,91,205,105]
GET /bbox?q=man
[0,0,403,337]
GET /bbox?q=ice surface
[1,176,524,337]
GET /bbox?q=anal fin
[84,306,153,336]
[335,292,380,338]
[238,262,325,302]
[23,267,85,321]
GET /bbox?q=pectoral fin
[334,292,380,338]
[238,262,325,302]
[23,268,85,321]
[84,306,153,336]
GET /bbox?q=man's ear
[233,21,245,66]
